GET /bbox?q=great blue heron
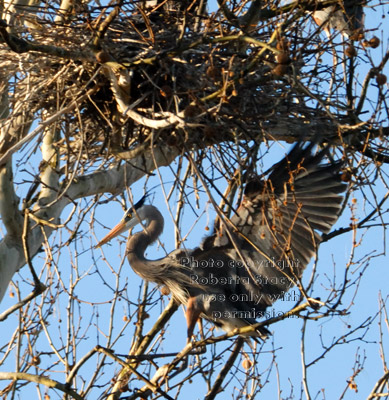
[312,0,365,39]
[97,142,347,340]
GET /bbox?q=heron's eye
[124,211,133,221]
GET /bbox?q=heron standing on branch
[97,142,347,341]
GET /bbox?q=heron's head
[95,196,147,247]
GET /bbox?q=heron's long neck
[126,205,164,281]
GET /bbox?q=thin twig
[204,338,244,400]
[0,372,82,400]
[0,287,46,322]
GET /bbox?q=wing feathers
[208,142,347,281]
[198,142,348,318]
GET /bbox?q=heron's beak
[96,220,130,247]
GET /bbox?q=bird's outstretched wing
[204,142,347,300]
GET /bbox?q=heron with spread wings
[97,142,347,340]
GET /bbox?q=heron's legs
[197,317,204,340]
[185,296,202,342]
[185,296,208,362]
